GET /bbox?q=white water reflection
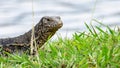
[0,0,120,38]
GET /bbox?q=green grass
[0,21,120,68]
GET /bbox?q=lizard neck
[34,24,56,48]
[14,21,56,48]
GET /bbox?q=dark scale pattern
[0,16,63,55]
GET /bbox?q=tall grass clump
[0,20,120,68]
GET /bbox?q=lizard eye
[46,18,51,21]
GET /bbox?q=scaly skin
[0,16,63,55]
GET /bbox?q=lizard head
[34,16,63,47]
[40,16,63,32]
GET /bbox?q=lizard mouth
[57,21,63,28]
[54,21,63,29]
[49,21,63,32]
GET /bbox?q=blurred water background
[0,0,120,38]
